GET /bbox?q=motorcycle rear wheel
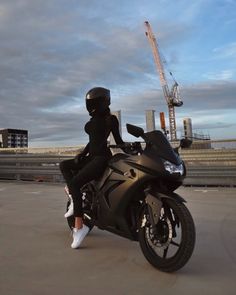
[139,198,195,272]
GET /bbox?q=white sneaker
[64,200,74,218]
[71,225,89,249]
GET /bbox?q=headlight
[164,161,184,175]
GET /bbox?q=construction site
[145,21,212,145]
[111,21,211,149]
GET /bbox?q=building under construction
[182,118,211,148]
[0,129,28,148]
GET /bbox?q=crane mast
[144,21,183,141]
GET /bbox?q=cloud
[180,81,236,111]
[0,1,189,138]
[0,0,235,146]
[213,42,236,59]
[203,70,234,80]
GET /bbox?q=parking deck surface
[0,181,236,295]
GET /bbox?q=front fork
[143,189,163,235]
[143,188,179,237]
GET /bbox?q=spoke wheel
[139,199,195,272]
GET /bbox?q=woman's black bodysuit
[60,112,124,217]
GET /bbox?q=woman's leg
[69,157,108,249]
[59,159,78,186]
[74,217,83,229]
[69,156,108,229]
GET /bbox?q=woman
[60,87,126,249]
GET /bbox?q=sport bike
[66,124,195,272]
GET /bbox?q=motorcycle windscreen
[145,130,181,165]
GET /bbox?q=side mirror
[126,124,144,138]
[180,138,192,149]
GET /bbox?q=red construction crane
[144,21,183,141]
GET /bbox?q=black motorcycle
[66,124,195,272]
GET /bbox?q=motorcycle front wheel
[139,198,195,272]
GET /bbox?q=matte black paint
[80,127,186,241]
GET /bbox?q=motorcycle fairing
[89,131,185,240]
[94,155,157,239]
[144,130,182,165]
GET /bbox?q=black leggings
[59,156,108,217]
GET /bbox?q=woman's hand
[74,153,84,165]
[122,142,141,155]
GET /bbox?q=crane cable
[159,50,178,84]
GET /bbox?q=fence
[0,141,236,186]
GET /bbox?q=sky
[0,0,236,147]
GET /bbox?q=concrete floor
[0,181,236,295]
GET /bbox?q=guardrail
[180,149,236,186]
[0,154,67,182]
[0,146,236,186]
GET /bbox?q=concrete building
[0,129,28,148]
[146,110,156,132]
[183,118,193,139]
[109,110,156,146]
[182,118,211,149]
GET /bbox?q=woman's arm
[74,143,89,163]
[80,143,90,157]
[111,115,124,145]
[110,115,137,154]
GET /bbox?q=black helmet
[85,87,111,116]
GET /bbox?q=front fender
[159,191,186,203]
[145,188,186,204]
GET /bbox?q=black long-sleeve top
[80,113,124,158]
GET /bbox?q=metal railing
[0,154,67,182]
[180,149,236,186]
[0,140,236,186]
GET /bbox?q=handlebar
[109,142,142,148]
[109,142,143,154]
[109,144,127,149]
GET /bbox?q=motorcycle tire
[138,198,195,272]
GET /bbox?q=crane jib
[144,21,183,141]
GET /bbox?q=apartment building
[0,129,28,148]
